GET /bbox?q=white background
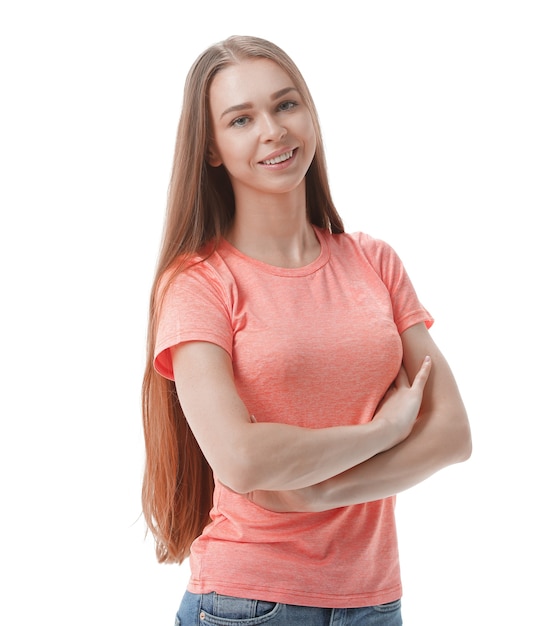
[1,1,541,624]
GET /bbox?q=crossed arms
[172,322,472,512]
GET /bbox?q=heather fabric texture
[154,227,433,609]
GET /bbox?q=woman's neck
[226,193,320,268]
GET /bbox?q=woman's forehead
[209,59,296,108]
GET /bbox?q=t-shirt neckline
[218,226,331,277]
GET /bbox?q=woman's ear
[206,142,222,167]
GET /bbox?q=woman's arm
[248,322,472,512]
[171,339,432,495]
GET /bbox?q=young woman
[142,35,472,625]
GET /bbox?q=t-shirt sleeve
[363,234,434,334]
[153,261,233,380]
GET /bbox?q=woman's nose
[259,114,287,141]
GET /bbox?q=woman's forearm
[311,406,472,510]
[228,420,401,493]
[248,406,471,513]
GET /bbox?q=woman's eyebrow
[220,102,252,119]
[270,86,298,100]
[219,87,299,120]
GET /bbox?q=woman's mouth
[260,149,295,165]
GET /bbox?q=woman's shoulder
[157,244,229,296]
[326,229,396,257]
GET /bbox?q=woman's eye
[278,100,298,112]
[231,116,250,128]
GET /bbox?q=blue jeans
[175,591,402,625]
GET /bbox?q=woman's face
[207,58,316,203]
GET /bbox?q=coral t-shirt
[154,227,433,608]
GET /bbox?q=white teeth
[262,150,293,165]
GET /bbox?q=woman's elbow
[213,447,265,495]
[215,462,255,495]
[445,410,472,464]
[457,421,473,462]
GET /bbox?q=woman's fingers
[411,356,432,392]
[395,356,432,390]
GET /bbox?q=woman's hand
[372,356,432,449]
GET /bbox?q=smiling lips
[260,149,295,166]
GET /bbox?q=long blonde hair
[141,35,344,563]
